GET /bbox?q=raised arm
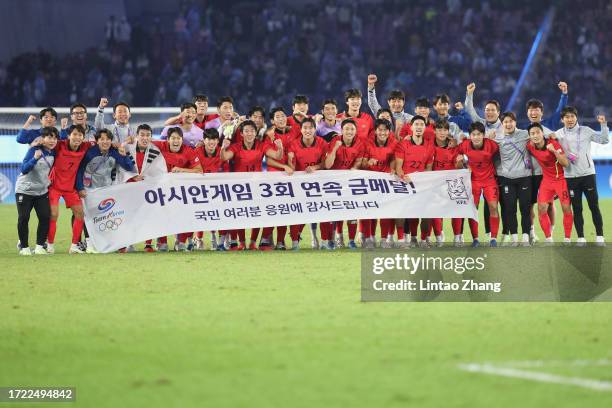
[94,98,109,130]
[367,74,383,116]
[464,83,485,124]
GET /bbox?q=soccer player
[493,112,532,246]
[15,127,58,255]
[60,103,97,141]
[287,117,328,250]
[554,107,608,245]
[324,119,366,249]
[431,119,463,247]
[193,128,229,250]
[46,125,92,254]
[456,122,501,247]
[432,93,471,136]
[153,127,203,251]
[16,107,58,144]
[366,74,412,123]
[287,94,310,131]
[160,103,204,148]
[394,115,434,248]
[315,99,342,141]
[163,94,219,129]
[362,118,396,248]
[397,98,436,146]
[525,123,573,243]
[520,82,569,243]
[205,96,238,142]
[337,89,374,142]
[76,129,134,253]
[464,82,505,241]
[95,98,135,145]
[220,120,283,250]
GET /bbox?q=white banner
[83,169,478,253]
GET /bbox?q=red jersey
[327,136,366,170]
[195,146,228,173]
[265,128,301,171]
[399,123,435,146]
[154,141,200,172]
[337,111,374,142]
[50,140,92,192]
[288,137,328,171]
[193,114,219,130]
[394,138,434,174]
[365,138,397,172]
[526,140,565,181]
[287,114,310,133]
[228,141,267,172]
[433,143,460,171]
[457,139,499,183]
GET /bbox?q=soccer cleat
[471,239,480,248]
[335,234,345,249]
[19,247,32,256]
[176,242,189,252]
[157,243,168,252]
[126,245,136,253]
[563,238,572,246]
[77,241,87,252]
[381,240,392,249]
[544,237,554,246]
[69,243,85,254]
[275,242,286,250]
[453,235,463,248]
[46,243,55,254]
[291,240,300,250]
[216,245,227,251]
[259,243,274,251]
[144,244,155,253]
[410,236,418,248]
[311,236,319,249]
[419,239,432,248]
[326,240,335,250]
[33,245,48,255]
[193,237,204,250]
[489,239,497,247]
[576,237,587,247]
[248,242,258,251]
[530,230,539,244]
[435,236,444,248]
[85,245,99,254]
[348,240,357,249]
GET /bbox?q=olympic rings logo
[98,198,116,213]
[98,217,123,232]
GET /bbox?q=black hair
[292,95,309,105]
[240,119,258,132]
[499,111,517,122]
[40,126,59,138]
[374,118,392,131]
[167,126,184,138]
[434,118,450,130]
[113,101,131,113]
[137,124,153,134]
[433,94,450,105]
[415,98,431,108]
[180,102,197,112]
[94,129,113,141]
[217,96,234,106]
[193,94,209,103]
[248,106,265,118]
[526,99,544,111]
[68,124,86,136]
[301,117,316,128]
[561,106,578,118]
[469,122,486,134]
[203,128,220,139]
[269,106,286,120]
[341,118,357,129]
[376,108,393,118]
[70,103,87,114]
[344,88,362,102]
[388,90,405,101]
[322,98,337,109]
[410,115,427,124]
[527,123,544,133]
[39,107,57,119]
[485,100,501,112]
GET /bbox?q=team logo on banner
[98,198,116,213]
[446,178,469,201]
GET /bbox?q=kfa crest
[446,178,469,200]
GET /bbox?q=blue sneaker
[326,241,335,250]
[216,245,227,251]
[348,240,357,249]
[471,239,480,248]
[490,239,497,247]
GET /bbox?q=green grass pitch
[1,201,612,407]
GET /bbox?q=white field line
[476,359,612,368]
[458,363,612,392]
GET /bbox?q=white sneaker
[544,237,554,246]
[17,240,22,251]
[311,236,319,249]
[33,245,48,255]
[563,238,572,245]
[69,243,85,254]
[381,240,392,249]
[46,243,55,254]
[521,233,531,247]
[410,236,418,248]
[511,234,519,247]
[291,240,300,250]
[595,236,605,246]
[576,237,587,247]
[454,234,463,247]
[386,237,395,248]
[530,230,538,244]
[435,235,444,248]
[335,234,345,249]
[176,242,189,252]
[19,247,32,256]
